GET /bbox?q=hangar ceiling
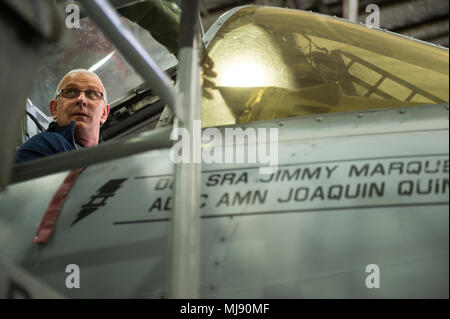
[199,0,449,47]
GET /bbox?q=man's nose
[75,91,88,105]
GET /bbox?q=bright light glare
[220,60,268,87]
[88,51,115,72]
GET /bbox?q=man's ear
[100,104,110,124]
[49,100,58,120]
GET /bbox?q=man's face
[50,72,109,132]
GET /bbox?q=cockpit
[201,6,449,127]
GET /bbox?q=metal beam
[201,0,246,11]
[358,0,449,30]
[78,0,177,113]
[0,0,62,189]
[429,34,449,47]
[399,18,449,41]
[168,0,202,299]
[343,0,359,21]
[11,126,173,184]
[0,257,64,299]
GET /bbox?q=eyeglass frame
[55,88,105,101]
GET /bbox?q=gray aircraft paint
[0,104,448,298]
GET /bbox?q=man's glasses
[56,88,104,101]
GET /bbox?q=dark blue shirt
[15,121,78,164]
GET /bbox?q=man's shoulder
[15,131,75,164]
[26,131,73,148]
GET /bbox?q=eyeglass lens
[62,88,103,100]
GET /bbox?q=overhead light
[88,51,115,72]
[220,59,268,87]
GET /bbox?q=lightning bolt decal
[71,178,128,226]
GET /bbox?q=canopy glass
[202,6,449,127]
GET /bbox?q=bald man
[15,69,110,163]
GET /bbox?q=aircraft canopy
[202,6,449,127]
